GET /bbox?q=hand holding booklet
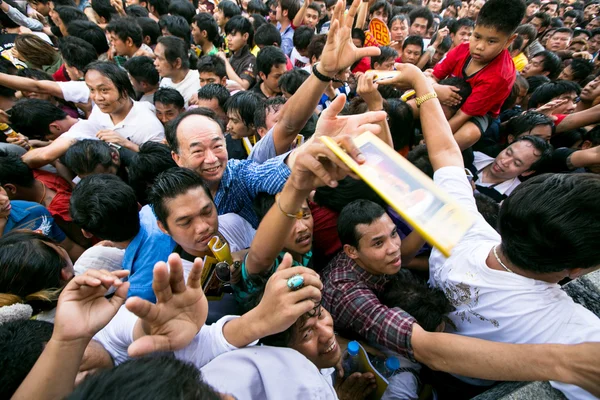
[320,132,474,257]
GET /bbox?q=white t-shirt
[429,166,600,400]
[473,151,521,196]
[57,81,90,104]
[62,101,165,145]
[93,306,250,367]
[290,47,309,68]
[159,69,200,107]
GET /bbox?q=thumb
[355,46,381,61]
[451,86,461,92]
[128,335,171,357]
[276,252,294,272]
[322,94,347,119]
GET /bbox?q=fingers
[321,94,347,119]
[83,269,126,290]
[355,46,381,60]
[125,296,159,321]
[167,253,186,294]
[337,135,366,164]
[288,283,322,304]
[276,264,321,280]
[187,257,204,289]
[128,335,172,358]
[275,252,293,271]
[346,0,359,29]
[151,261,173,304]
[109,281,130,309]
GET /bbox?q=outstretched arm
[0,72,64,98]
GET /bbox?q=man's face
[56,15,68,37]
[568,41,585,52]
[289,307,341,370]
[563,16,576,28]
[283,201,313,256]
[469,25,510,64]
[304,8,319,28]
[551,91,578,114]
[432,47,446,64]
[86,70,124,115]
[172,115,229,185]
[584,3,599,21]
[546,31,571,51]
[314,0,326,19]
[196,97,227,122]
[370,7,388,24]
[401,45,422,65]
[160,187,219,255]
[581,75,600,103]
[527,124,553,142]
[375,57,395,70]
[348,214,402,276]
[491,140,541,180]
[226,31,247,52]
[526,2,540,17]
[155,101,184,125]
[226,110,252,139]
[0,186,11,217]
[521,55,545,77]
[276,1,283,22]
[200,72,225,87]
[530,17,545,34]
[126,0,140,6]
[558,65,575,81]
[109,32,130,56]
[467,0,485,19]
[543,3,558,17]
[452,26,473,47]
[409,17,428,37]
[214,8,225,27]
[262,63,286,95]
[191,22,205,45]
[588,34,600,54]
[153,43,177,78]
[587,17,600,31]
[390,18,409,43]
[427,0,443,13]
[30,1,51,15]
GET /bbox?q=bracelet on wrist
[275,193,303,219]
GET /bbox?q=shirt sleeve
[432,45,459,81]
[460,78,511,117]
[174,315,258,370]
[56,81,90,103]
[217,213,255,252]
[248,126,277,163]
[239,154,291,198]
[331,280,417,360]
[433,166,478,215]
[6,5,43,30]
[92,306,137,366]
[238,57,257,87]
[60,119,99,141]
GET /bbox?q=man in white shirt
[155,36,200,107]
[472,135,552,202]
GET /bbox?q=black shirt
[229,45,257,88]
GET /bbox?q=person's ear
[521,169,536,177]
[507,134,515,143]
[343,244,359,260]
[243,32,249,42]
[143,35,152,45]
[126,37,134,48]
[48,121,62,135]
[3,183,17,197]
[259,71,267,81]
[111,148,121,166]
[81,229,94,239]
[202,29,208,39]
[60,266,74,282]
[171,150,183,166]
[566,267,589,279]
[157,220,169,235]
[257,126,267,137]
[174,57,183,70]
[581,139,592,149]
[220,76,227,86]
[505,33,518,49]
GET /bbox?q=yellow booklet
[320,132,474,257]
[200,236,233,300]
[355,342,389,400]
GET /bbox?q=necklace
[38,181,47,205]
[493,245,514,273]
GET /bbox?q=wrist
[367,101,384,111]
[48,335,92,350]
[315,62,336,80]
[280,180,310,209]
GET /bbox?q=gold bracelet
[275,193,303,219]
[415,92,438,108]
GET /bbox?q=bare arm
[354,1,368,29]
[293,0,309,28]
[566,146,600,169]
[218,53,252,90]
[22,136,76,169]
[555,103,600,133]
[0,72,64,99]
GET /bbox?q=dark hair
[147,0,169,16]
[193,13,220,44]
[504,111,553,139]
[528,80,581,109]
[351,28,366,45]
[0,231,67,312]
[474,192,500,230]
[278,68,309,95]
[549,17,564,28]
[217,0,242,19]
[409,6,434,29]
[406,144,433,178]
[157,36,190,70]
[510,135,553,172]
[58,36,98,71]
[293,25,314,50]
[8,99,68,140]
[402,35,424,51]
[313,177,386,214]
[0,320,54,399]
[168,0,196,23]
[91,0,117,22]
[0,151,35,187]
[197,55,227,79]
[280,0,301,20]
[338,200,387,249]
[515,23,537,46]
[550,127,586,149]
[63,140,115,176]
[371,46,398,68]
[551,27,572,36]
[566,58,594,83]
[532,11,551,28]
[127,4,150,17]
[68,356,222,400]
[248,0,268,16]
[439,77,472,109]
[526,0,540,5]
[124,56,159,86]
[572,28,591,40]
[148,167,213,228]
[449,17,474,34]
[197,83,230,109]
[381,271,455,332]
[159,15,192,47]
[165,107,224,154]
[224,15,254,46]
[85,61,136,99]
[16,68,53,81]
[66,20,110,55]
[70,174,140,241]
[55,6,87,26]
[563,9,583,24]
[254,23,282,47]
[224,91,264,127]
[386,98,416,151]
[256,46,287,77]
[0,0,24,28]
[477,0,526,35]
[107,17,143,48]
[370,0,392,19]
[525,74,551,94]
[154,87,185,108]
[128,142,178,205]
[530,50,562,80]
[499,173,600,273]
[307,34,327,61]
[136,17,160,46]
[250,14,267,33]
[251,192,277,222]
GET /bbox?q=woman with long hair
[13,34,63,74]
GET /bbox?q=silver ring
[286,274,304,291]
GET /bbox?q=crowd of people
[0,0,600,398]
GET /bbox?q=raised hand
[313,95,386,140]
[318,0,381,76]
[357,73,384,110]
[53,269,130,342]
[126,253,208,357]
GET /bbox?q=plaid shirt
[213,154,290,228]
[321,252,417,361]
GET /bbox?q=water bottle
[342,340,360,378]
[381,356,400,378]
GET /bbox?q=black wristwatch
[312,63,343,84]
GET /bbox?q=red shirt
[432,43,516,118]
[52,64,70,82]
[308,202,341,260]
[352,57,372,74]
[33,170,73,222]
